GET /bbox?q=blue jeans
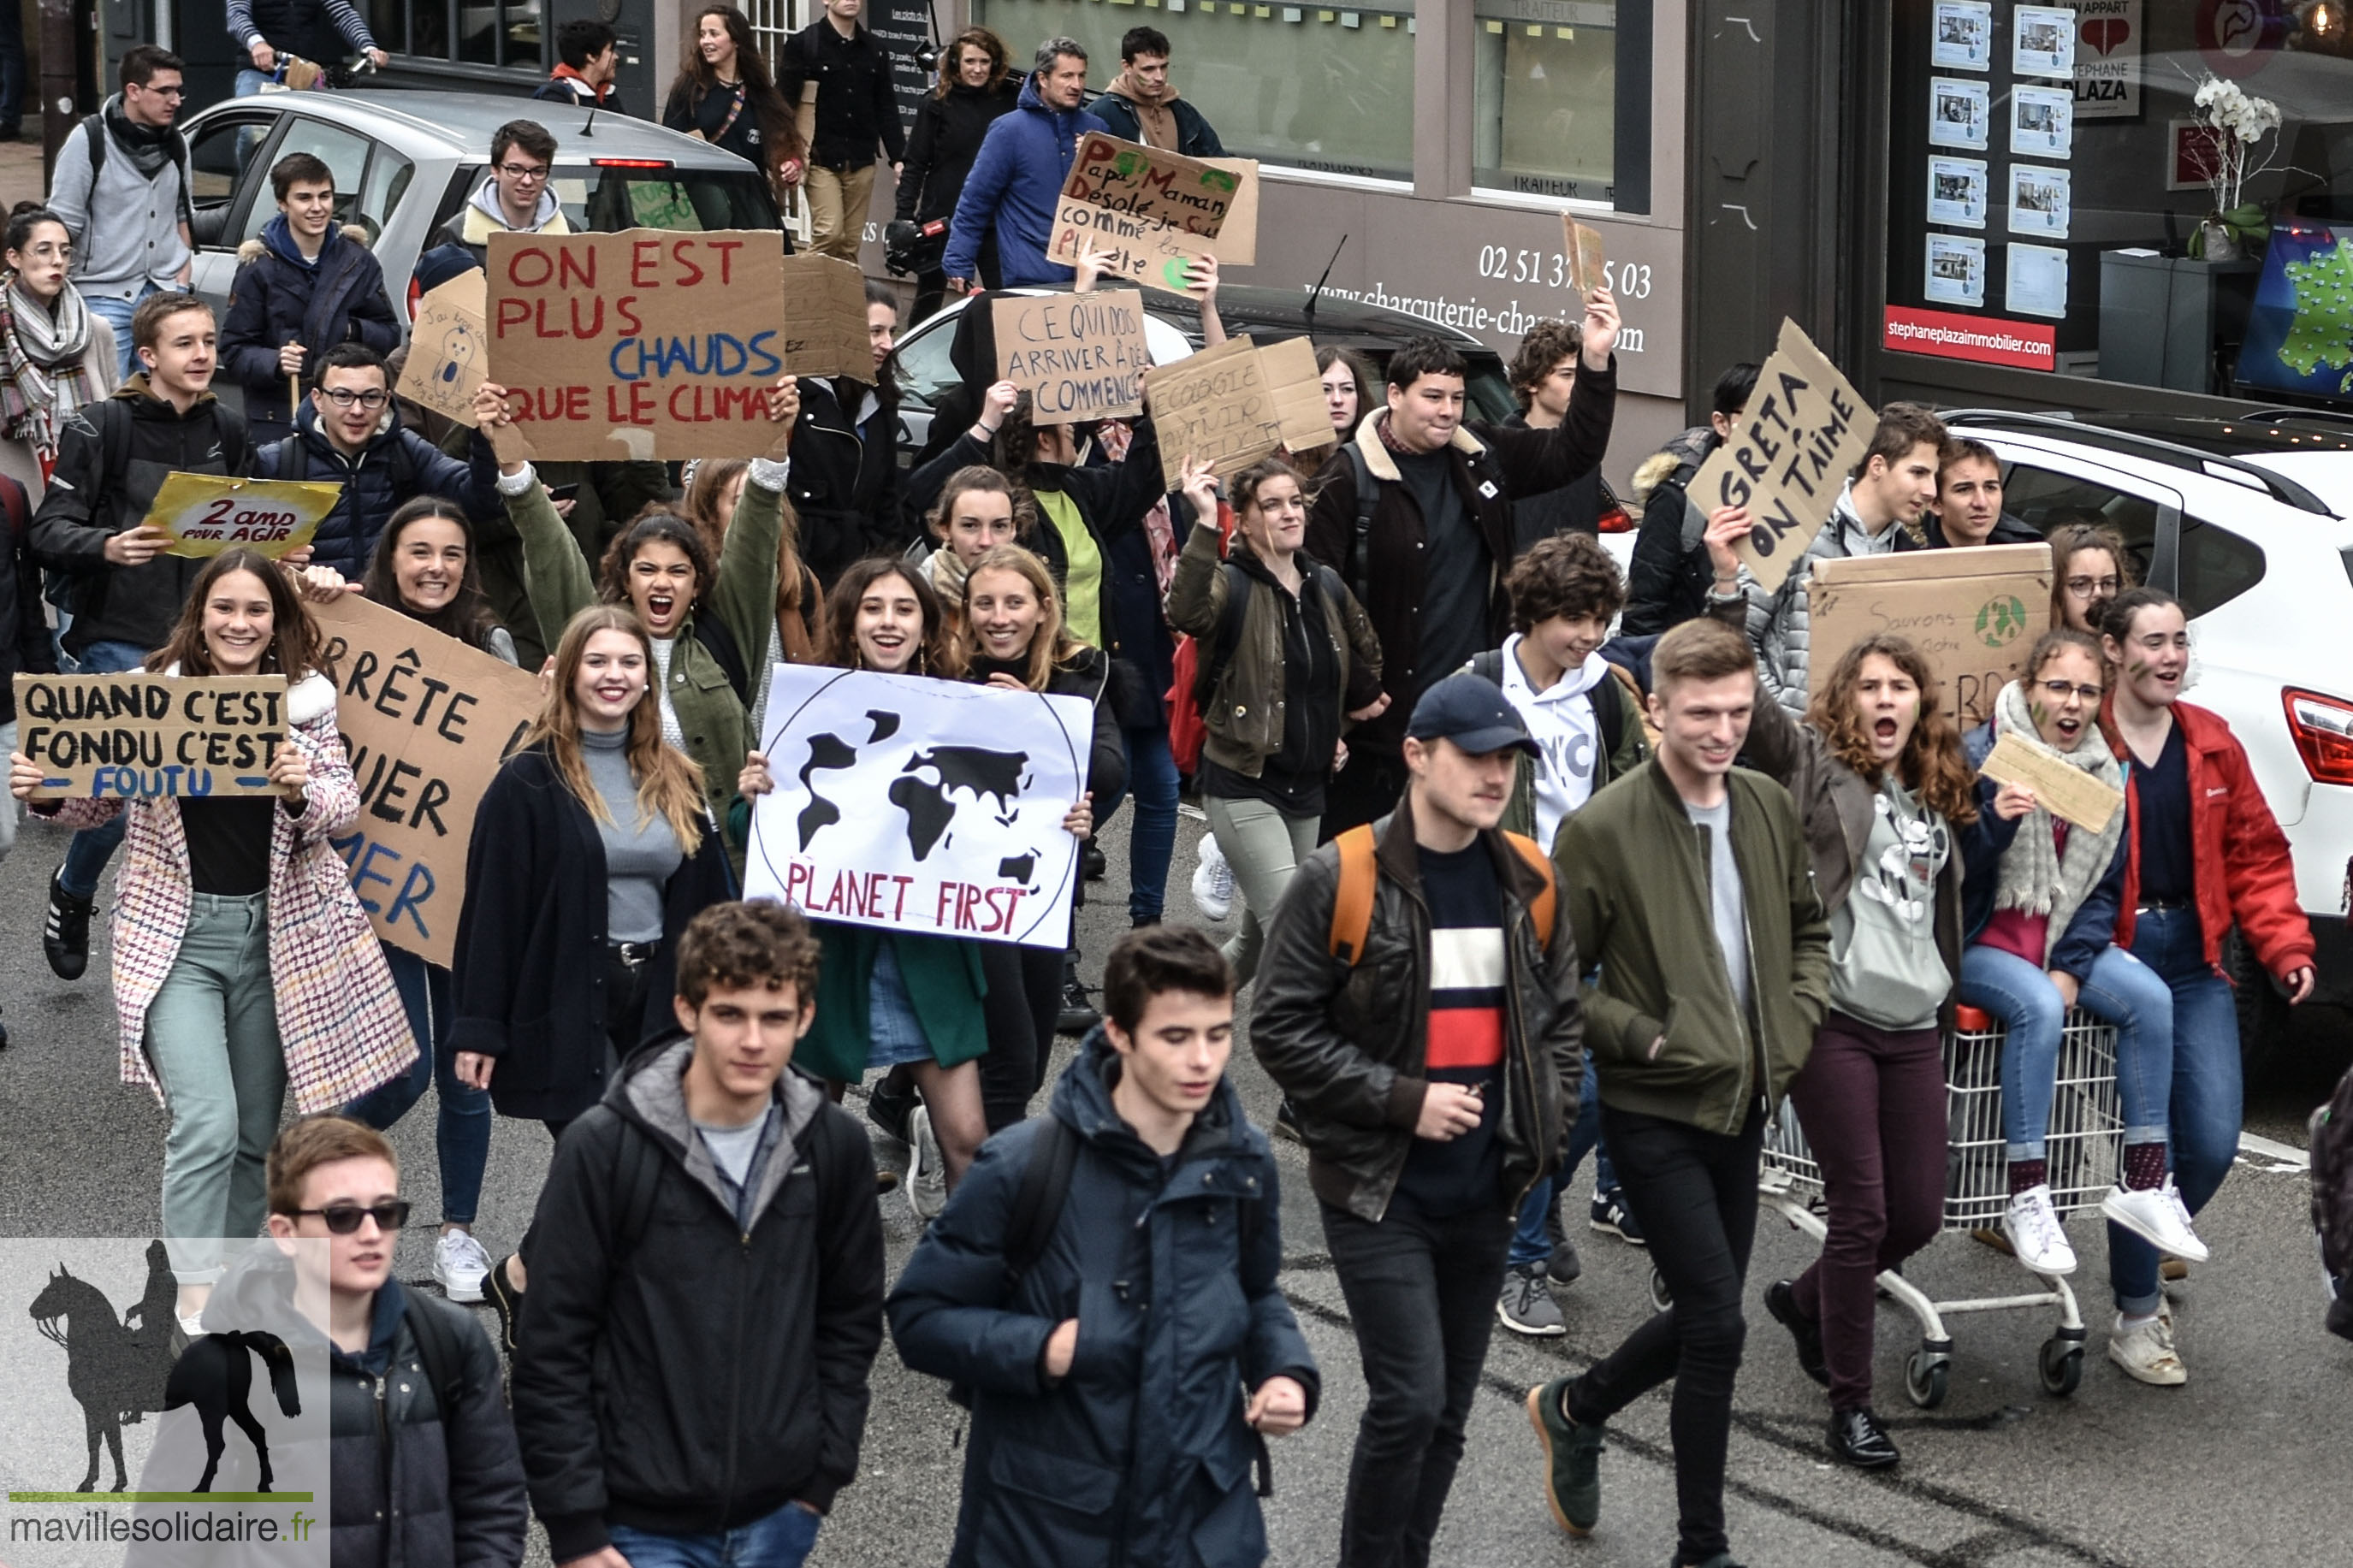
[1508,1056,1617,1268]
[1106,722,1178,923]
[85,287,156,382]
[57,640,149,897]
[341,947,492,1224]
[1958,941,2174,1159]
[2108,908,2240,1316]
[608,1501,821,1568]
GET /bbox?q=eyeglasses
[2036,678,2102,703]
[497,162,551,182]
[2064,575,2122,597]
[321,388,391,410]
[297,1199,412,1234]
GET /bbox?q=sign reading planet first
[484,228,792,462]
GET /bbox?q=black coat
[965,645,1128,806]
[895,80,1021,225]
[448,745,734,1123]
[790,376,904,586]
[1500,409,1608,553]
[775,20,906,170]
[29,379,252,658]
[218,217,400,440]
[0,474,56,722]
[1622,426,1718,637]
[254,399,502,579]
[888,1029,1318,1568]
[531,74,628,115]
[513,1039,886,1559]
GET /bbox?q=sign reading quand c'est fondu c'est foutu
[14,674,289,799]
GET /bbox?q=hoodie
[429,180,572,271]
[942,74,1106,286]
[1091,73,1225,158]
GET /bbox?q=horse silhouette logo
[27,1241,302,1494]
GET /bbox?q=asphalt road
[0,802,2344,1567]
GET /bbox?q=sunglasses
[297,1199,412,1234]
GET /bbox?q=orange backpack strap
[1502,831,1558,952]
[1327,825,1379,964]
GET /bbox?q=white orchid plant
[2190,74,2285,256]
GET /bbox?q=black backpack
[2310,1062,2353,1340]
[400,1291,476,1418]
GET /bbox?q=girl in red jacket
[2096,587,2314,1386]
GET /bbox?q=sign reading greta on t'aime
[14,674,288,799]
[1686,318,1878,595]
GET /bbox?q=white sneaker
[2101,1182,2210,1263]
[2000,1185,2078,1276]
[2107,1310,2187,1386]
[907,1105,948,1223]
[1191,837,1235,922]
[176,1311,206,1341]
[435,1228,495,1303]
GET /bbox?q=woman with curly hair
[663,4,808,207]
[1692,506,1975,1469]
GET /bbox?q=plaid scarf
[0,277,99,471]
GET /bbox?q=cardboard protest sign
[1688,319,1877,595]
[145,471,340,559]
[1142,334,1332,487]
[1979,732,2124,834]
[1806,542,2052,731]
[1562,214,1607,297]
[992,291,1149,423]
[15,674,289,799]
[779,253,874,382]
[1047,151,1261,294]
[743,666,1094,950]
[1063,134,1239,239]
[484,228,791,461]
[311,595,545,967]
[396,271,489,427]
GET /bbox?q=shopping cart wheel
[1649,1267,1672,1312]
[2038,1335,2083,1396]
[1904,1348,1950,1409]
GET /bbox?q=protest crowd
[3,11,2344,1568]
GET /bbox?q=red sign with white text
[1883,305,2056,371]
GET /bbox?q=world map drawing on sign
[745,668,1094,950]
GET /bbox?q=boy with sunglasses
[262,1114,529,1568]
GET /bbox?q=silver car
[176,90,783,328]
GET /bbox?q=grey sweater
[582,725,683,944]
[47,101,192,299]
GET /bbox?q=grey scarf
[1990,677,2126,963]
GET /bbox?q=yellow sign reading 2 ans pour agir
[143,471,343,559]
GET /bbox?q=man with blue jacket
[254,343,501,580]
[942,38,1105,291]
[889,925,1317,1566]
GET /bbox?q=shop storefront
[1853,0,2353,417]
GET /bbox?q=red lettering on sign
[631,240,661,287]
[507,246,554,288]
[616,296,643,336]
[495,299,529,335]
[558,248,596,290]
[669,240,704,287]
[706,239,740,285]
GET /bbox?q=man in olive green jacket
[1524,615,1828,1568]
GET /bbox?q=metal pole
[38,0,76,182]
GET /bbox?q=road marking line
[2237,1130,2309,1170]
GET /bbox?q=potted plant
[2188,74,2284,261]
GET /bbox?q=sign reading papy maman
[145,471,340,559]
[1687,318,1877,595]
[1064,134,1238,238]
[15,674,287,798]
[993,291,1149,423]
[312,594,544,967]
[1047,149,1260,294]
[1807,542,2052,731]
[744,666,1094,950]
[484,228,789,461]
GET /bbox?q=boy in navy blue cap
[1251,672,1586,1568]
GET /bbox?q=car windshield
[466,163,783,234]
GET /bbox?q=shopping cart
[1756,1004,2123,1407]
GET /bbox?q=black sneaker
[1765,1278,1831,1387]
[43,872,92,981]
[1827,1405,1900,1469]
[1589,1192,1647,1246]
[1083,841,1107,880]
[483,1255,524,1355]
[0,1006,10,1050]
[1058,975,1101,1034]
[866,1070,916,1145]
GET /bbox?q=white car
[1947,408,2353,1068]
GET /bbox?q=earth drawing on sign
[796,711,1033,866]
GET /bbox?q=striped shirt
[1392,842,1507,1217]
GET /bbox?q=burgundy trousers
[1787,1010,1947,1411]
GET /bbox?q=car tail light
[591,157,673,168]
[1596,502,1633,534]
[2284,687,2353,784]
[406,272,423,317]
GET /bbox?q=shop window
[2176,512,2265,616]
[372,0,538,69]
[1998,459,2163,582]
[1472,0,1635,204]
[1884,3,2353,409]
[975,0,1416,180]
